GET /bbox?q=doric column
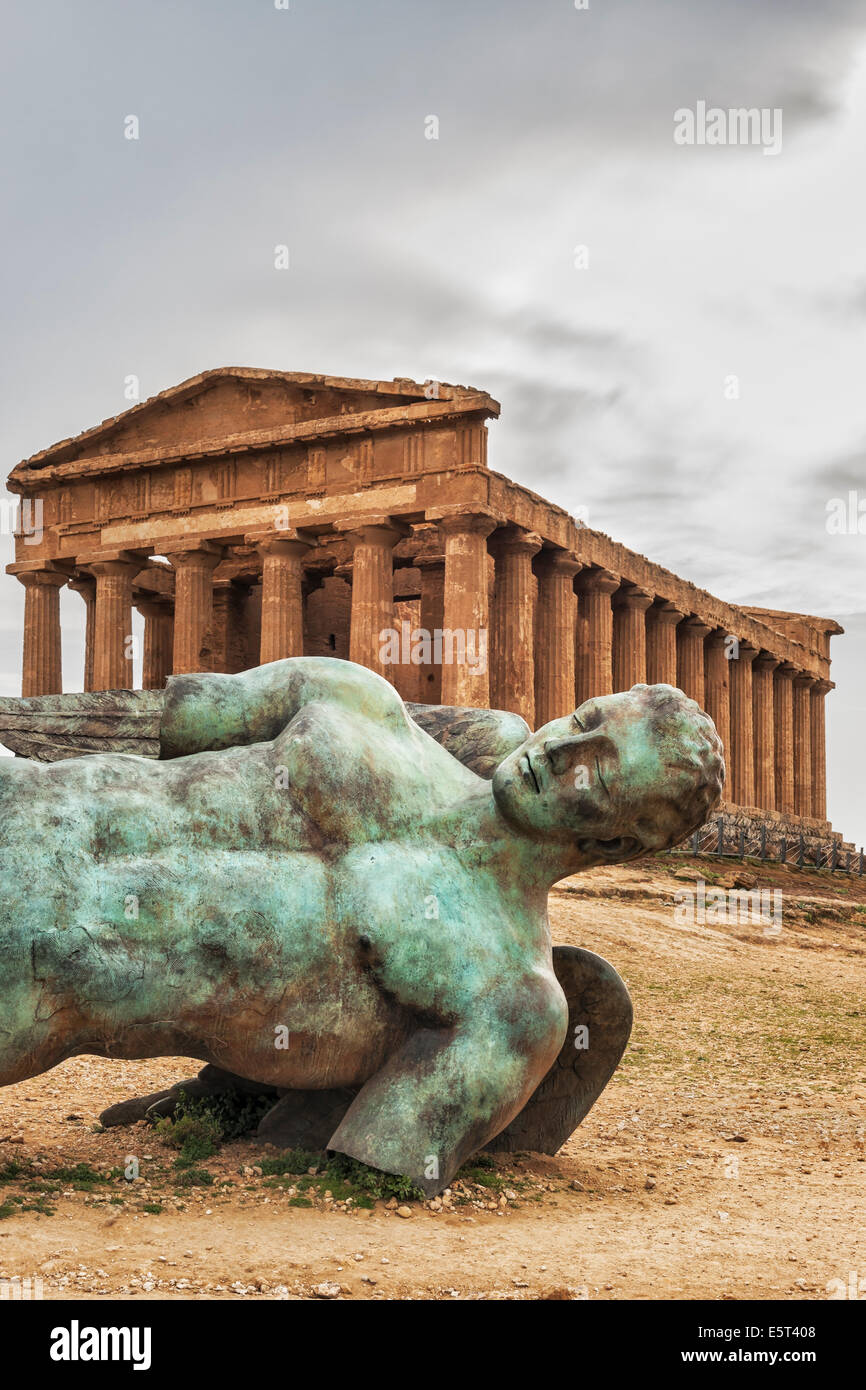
[136,598,175,690]
[534,549,582,726]
[751,654,779,812]
[773,663,796,815]
[340,518,406,681]
[68,575,96,692]
[490,527,542,724]
[13,566,67,696]
[415,551,445,703]
[792,674,814,818]
[676,617,712,707]
[428,508,500,708]
[729,641,758,807]
[612,586,652,692]
[810,679,832,822]
[645,602,684,686]
[705,631,732,791]
[252,531,313,664]
[86,554,144,691]
[165,543,224,676]
[576,568,619,705]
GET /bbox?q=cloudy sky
[1,0,865,843]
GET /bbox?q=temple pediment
[10,368,498,479]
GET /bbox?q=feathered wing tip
[0,689,165,762]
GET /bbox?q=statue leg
[484,946,633,1154]
[327,980,566,1197]
[98,1065,279,1128]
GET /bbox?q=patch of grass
[152,1088,274,1157]
[287,1195,313,1208]
[142,1202,164,1214]
[173,1165,214,1188]
[39,1163,109,1192]
[258,1149,322,1177]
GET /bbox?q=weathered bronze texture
[0,660,723,1195]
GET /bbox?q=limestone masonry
[5,367,842,832]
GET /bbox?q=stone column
[751,654,779,812]
[253,532,313,664]
[87,555,143,691]
[645,602,684,686]
[428,509,500,708]
[705,631,732,792]
[810,679,832,822]
[15,568,66,696]
[534,549,582,726]
[166,543,224,676]
[490,528,542,724]
[773,664,796,815]
[792,674,814,818]
[575,569,619,705]
[729,642,758,807]
[612,586,652,692]
[68,576,96,692]
[415,552,445,703]
[676,618,712,707]
[136,598,175,690]
[340,519,406,681]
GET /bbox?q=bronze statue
[0,661,723,1194]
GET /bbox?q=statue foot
[484,945,633,1155]
[98,1065,280,1128]
[255,1088,359,1151]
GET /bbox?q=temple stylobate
[6,366,842,834]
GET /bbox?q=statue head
[491,684,724,868]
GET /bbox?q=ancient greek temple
[5,367,841,835]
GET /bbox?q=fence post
[760,823,767,860]
[692,829,699,855]
[780,836,787,864]
[739,826,745,859]
[717,819,725,855]
[798,834,805,868]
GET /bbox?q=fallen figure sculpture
[0,660,723,1195]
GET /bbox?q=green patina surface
[0,658,723,1194]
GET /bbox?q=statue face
[491,685,723,862]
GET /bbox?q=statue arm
[159,656,405,758]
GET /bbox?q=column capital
[753,652,781,673]
[336,516,410,548]
[427,506,504,540]
[164,541,225,570]
[792,670,816,689]
[488,526,543,559]
[535,548,583,579]
[680,615,713,639]
[732,640,759,664]
[578,567,620,595]
[649,601,686,626]
[812,677,833,696]
[775,661,798,678]
[13,568,69,589]
[613,584,653,612]
[67,574,96,597]
[247,530,315,559]
[134,595,172,618]
[79,550,148,579]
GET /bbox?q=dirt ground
[1,854,863,1301]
